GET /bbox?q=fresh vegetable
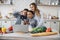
[2,27,6,33]
[40,26,47,32]
[31,26,47,34]
[0,27,2,33]
[46,27,52,32]
[8,26,13,31]
[0,31,2,33]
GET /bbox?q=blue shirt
[13,12,27,24]
[27,18,37,28]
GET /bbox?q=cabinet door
[0,21,2,26]
[11,20,16,25]
[2,21,11,28]
[43,21,50,28]
[51,22,59,32]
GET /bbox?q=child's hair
[24,8,29,11]
[28,10,34,15]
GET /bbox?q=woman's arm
[36,11,44,28]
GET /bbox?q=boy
[20,9,28,20]
[13,9,28,24]
[25,10,37,28]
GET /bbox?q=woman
[29,3,44,28]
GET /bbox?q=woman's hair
[28,10,34,15]
[30,3,40,16]
[30,3,37,10]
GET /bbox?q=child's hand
[23,20,29,25]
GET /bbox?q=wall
[0,0,35,19]
[38,6,59,16]
[0,0,60,18]
[0,0,60,28]
[0,0,60,17]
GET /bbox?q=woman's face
[30,5,35,11]
[27,12,33,19]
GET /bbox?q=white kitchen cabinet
[1,21,11,28]
[11,20,16,26]
[0,21,2,26]
[51,22,59,32]
[0,19,16,28]
[43,21,51,28]
[44,19,60,33]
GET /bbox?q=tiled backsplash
[0,19,16,28]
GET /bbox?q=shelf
[0,19,16,21]
[36,0,60,7]
[44,19,60,22]
[38,4,60,7]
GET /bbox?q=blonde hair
[30,3,40,16]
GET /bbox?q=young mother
[29,3,44,27]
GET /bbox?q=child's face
[22,10,27,16]
[27,12,33,19]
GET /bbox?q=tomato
[46,30,50,32]
[46,27,52,32]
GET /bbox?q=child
[25,10,37,28]
[13,9,28,24]
[20,9,28,20]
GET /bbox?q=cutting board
[31,32,58,37]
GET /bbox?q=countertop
[0,33,60,40]
[0,19,60,40]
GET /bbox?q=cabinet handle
[5,21,7,23]
[54,22,56,24]
[44,22,47,23]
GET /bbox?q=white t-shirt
[34,10,44,28]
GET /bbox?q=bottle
[48,14,51,20]
[28,25,32,32]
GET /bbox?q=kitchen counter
[0,19,60,40]
[0,33,60,40]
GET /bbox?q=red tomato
[46,30,50,32]
[46,27,52,32]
